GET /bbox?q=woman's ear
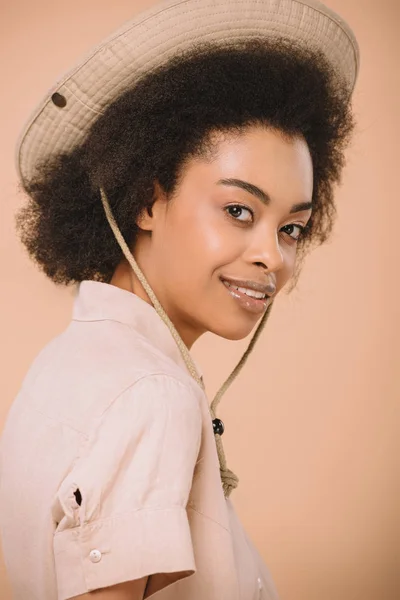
[136,205,153,231]
[136,180,168,231]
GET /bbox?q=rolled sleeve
[52,374,202,600]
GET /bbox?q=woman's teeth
[223,281,266,300]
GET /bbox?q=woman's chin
[209,320,260,341]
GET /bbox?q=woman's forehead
[177,127,314,207]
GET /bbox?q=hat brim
[16,0,360,186]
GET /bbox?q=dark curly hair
[16,37,355,286]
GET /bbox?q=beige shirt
[0,281,279,600]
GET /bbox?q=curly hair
[16,37,355,286]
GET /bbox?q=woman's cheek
[276,247,297,289]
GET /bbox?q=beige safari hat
[16,0,359,186]
[15,0,360,498]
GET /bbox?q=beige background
[1,0,399,599]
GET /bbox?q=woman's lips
[221,279,269,315]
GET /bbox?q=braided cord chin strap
[100,187,273,498]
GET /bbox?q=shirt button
[89,549,102,563]
[257,577,263,590]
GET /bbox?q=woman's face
[113,125,313,348]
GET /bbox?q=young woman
[0,0,359,599]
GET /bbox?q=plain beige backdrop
[1,1,399,599]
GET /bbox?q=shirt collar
[72,280,203,380]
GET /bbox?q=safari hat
[15,0,360,498]
[16,0,359,185]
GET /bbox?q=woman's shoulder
[16,316,200,435]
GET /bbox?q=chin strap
[100,187,274,498]
[209,303,272,497]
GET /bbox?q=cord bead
[212,418,225,436]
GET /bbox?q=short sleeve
[51,373,203,600]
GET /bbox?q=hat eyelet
[51,92,67,108]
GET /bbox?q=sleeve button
[89,549,102,563]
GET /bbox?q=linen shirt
[0,280,279,600]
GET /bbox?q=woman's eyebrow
[216,178,313,213]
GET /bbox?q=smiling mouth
[219,274,276,298]
[221,279,270,315]
[222,280,267,300]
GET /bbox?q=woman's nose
[245,230,285,274]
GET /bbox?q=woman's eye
[280,223,305,241]
[225,206,306,241]
[225,204,254,223]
